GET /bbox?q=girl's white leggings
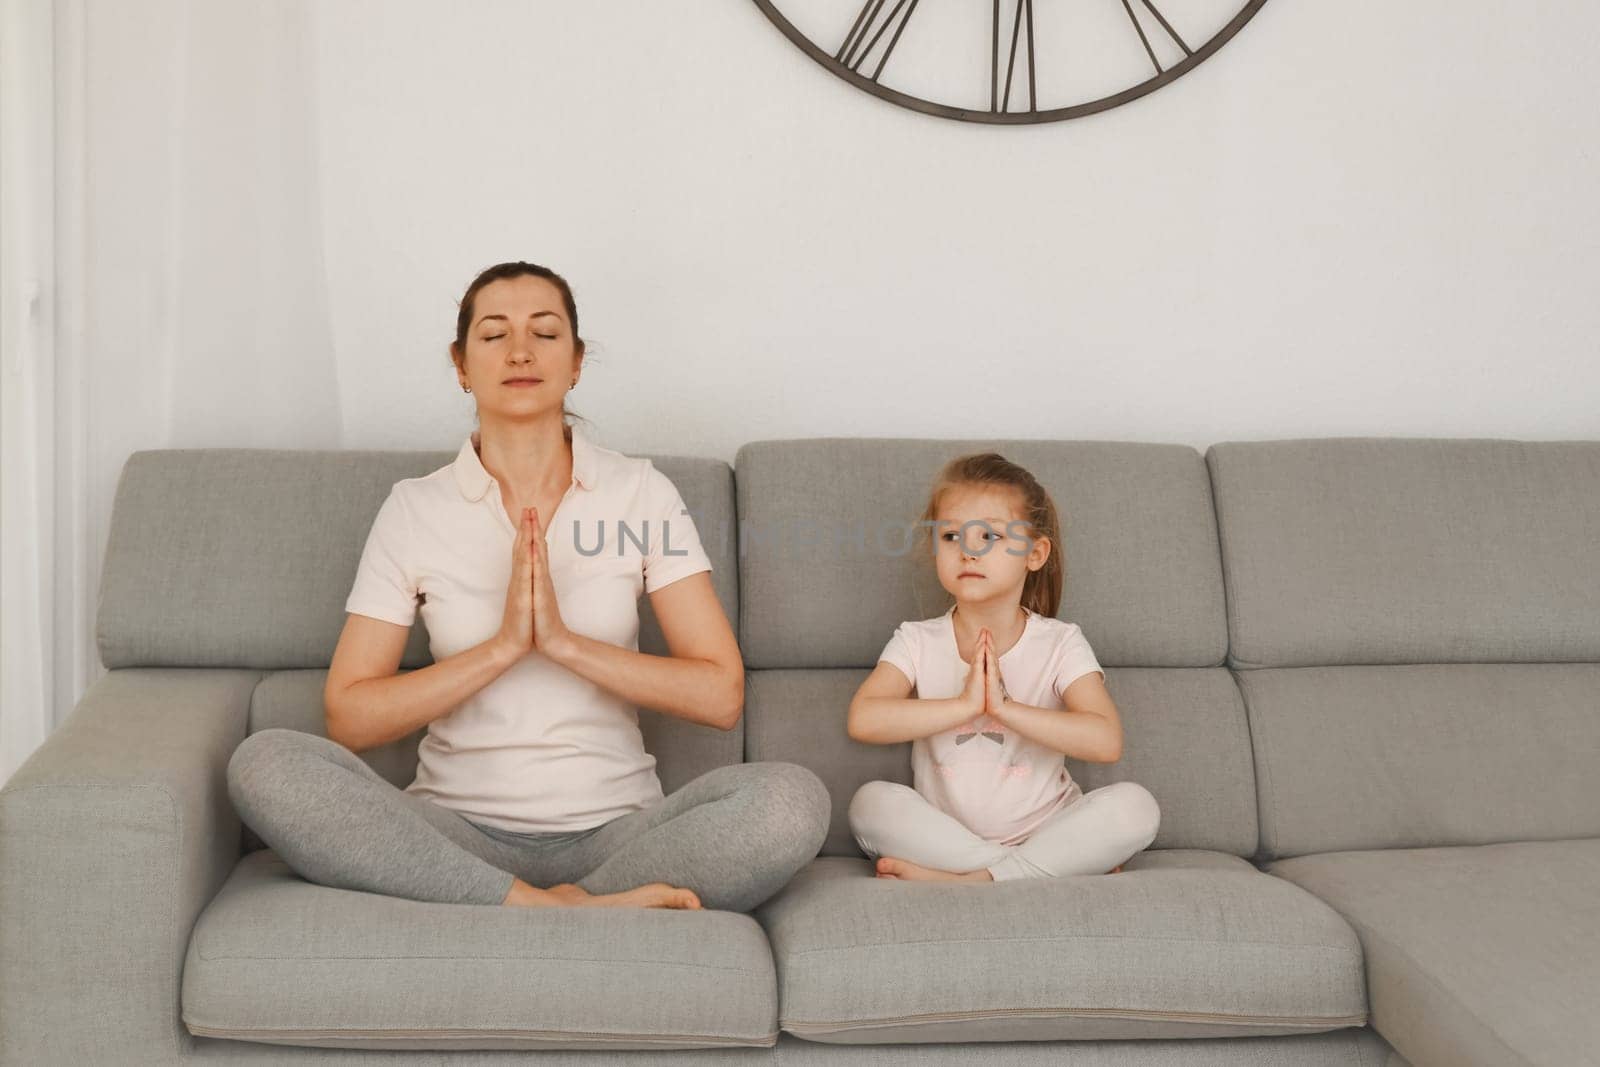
[848,778,1161,881]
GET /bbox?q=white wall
[319,0,1600,454]
[44,0,1600,721]
[82,0,1600,460]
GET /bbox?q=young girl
[846,451,1161,883]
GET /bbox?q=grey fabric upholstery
[182,850,779,1051]
[1206,438,1600,668]
[754,854,1365,1044]
[1211,437,1600,1067]
[1268,840,1600,1067]
[98,448,437,671]
[0,669,258,1063]
[1237,664,1600,859]
[164,1029,1414,1066]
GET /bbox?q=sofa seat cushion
[1267,838,1600,1067]
[754,851,1366,1044]
[181,850,778,1051]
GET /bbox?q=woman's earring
[462,384,471,393]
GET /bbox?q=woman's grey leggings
[226,728,832,913]
[849,779,1161,880]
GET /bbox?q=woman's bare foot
[544,882,591,905]
[592,883,702,909]
[503,878,701,909]
[874,856,993,882]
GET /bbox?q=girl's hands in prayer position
[983,633,1007,715]
[959,628,992,716]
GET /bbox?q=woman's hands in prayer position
[525,506,574,658]
[497,506,574,661]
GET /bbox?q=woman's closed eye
[483,333,557,341]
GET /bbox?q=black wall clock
[751,0,1269,124]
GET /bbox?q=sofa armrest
[0,668,260,1064]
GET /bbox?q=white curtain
[1,0,60,784]
[1,0,341,783]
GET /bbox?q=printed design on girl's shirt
[933,761,1032,777]
[954,713,1005,746]
[933,711,1029,776]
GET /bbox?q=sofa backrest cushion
[1209,439,1600,858]
[98,446,738,672]
[735,437,1227,669]
[1208,438,1600,668]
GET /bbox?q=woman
[227,261,830,912]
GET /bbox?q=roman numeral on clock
[837,0,924,82]
[991,0,1036,114]
[1121,0,1194,76]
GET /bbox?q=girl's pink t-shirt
[877,605,1105,846]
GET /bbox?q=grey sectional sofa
[2,434,1595,1066]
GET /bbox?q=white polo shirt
[343,422,714,833]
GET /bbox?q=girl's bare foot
[504,878,701,909]
[874,856,993,882]
[869,858,1126,881]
